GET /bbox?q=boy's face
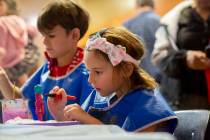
[84,51,125,97]
[42,25,75,59]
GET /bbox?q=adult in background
[152,0,210,109]
[0,0,40,88]
[123,0,161,82]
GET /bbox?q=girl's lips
[95,88,101,91]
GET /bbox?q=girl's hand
[63,103,88,122]
[64,103,104,124]
[47,86,67,121]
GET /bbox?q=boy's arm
[0,67,22,99]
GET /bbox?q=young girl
[48,27,178,133]
[0,0,93,120]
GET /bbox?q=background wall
[15,0,182,62]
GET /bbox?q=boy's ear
[70,28,80,41]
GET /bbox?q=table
[0,124,176,140]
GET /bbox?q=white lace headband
[85,33,139,66]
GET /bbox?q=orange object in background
[155,0,182,16]
[79,0,183,47]
[16,0,183,50]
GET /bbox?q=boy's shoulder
[74,62,89,75]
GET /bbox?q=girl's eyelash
[87,70,102,74]
[49,35,55,37]
[95,71,102,74]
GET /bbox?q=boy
[0,0,93,120]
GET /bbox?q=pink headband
[85,37,139,66]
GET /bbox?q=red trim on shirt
[48,48,84,77]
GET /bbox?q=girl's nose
[88,73,94,84]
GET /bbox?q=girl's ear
[123,63,134,78]
[70,28,80,41]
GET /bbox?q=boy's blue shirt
[21,49,93,120]
[83,88,178,133]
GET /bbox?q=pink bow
[86,38,138,66]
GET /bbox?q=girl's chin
[96,90,105,96]
[97,91,109,97]
[99,94,107,97]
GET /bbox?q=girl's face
[0,1,8,16]
[42,25,77,62]
[84,51,125,97]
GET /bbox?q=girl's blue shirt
[82,88,178,133]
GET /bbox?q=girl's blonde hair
[89,27,157,91]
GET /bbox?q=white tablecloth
[0,124,176,140]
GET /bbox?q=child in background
[48,27,178,133]
[0,0,30,87]
[0,0,93,120]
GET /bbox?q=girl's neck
[115,82,130,98]
[57,47,77,67]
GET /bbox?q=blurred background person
[152,0,210,110]
[0,0,40,90]
[123,0,161,82]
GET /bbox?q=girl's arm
[48,87,103,124]
[0,67,22,99]
[139,125,158,132]
[47,87,67,121]
[64,104,103,124]
[137,121,168,133]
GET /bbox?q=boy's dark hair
[37,0,89,39]
[136,0,154,8]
